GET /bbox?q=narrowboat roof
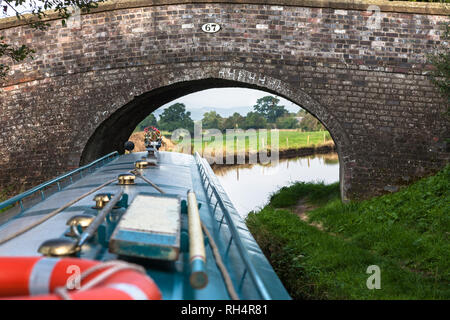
[0,151,290,300]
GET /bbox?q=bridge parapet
[0,0,449,31]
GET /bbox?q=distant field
[170,130,334,153]
[129,129,334,157]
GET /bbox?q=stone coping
[0,0,449,30]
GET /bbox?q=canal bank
[206,142,337,166]
[245,165,450,299]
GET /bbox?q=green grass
[140,129,333,154]
[246,165,450,299]
[269,181,340,208]
[185,130,333,153]
[0,188,12,214]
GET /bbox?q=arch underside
[80,77,348,164]
[80,70,350,200]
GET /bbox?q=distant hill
[153,105,300,121]
[153,106,255,121]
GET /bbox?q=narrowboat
[0,148,290,300]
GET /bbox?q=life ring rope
[54,260,148,300]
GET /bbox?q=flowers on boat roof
[144,126,160,134]
[144,126,162,147]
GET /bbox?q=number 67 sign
[201,23,221,33]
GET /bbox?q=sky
[1,1,32,18]
[1,1,54,18]
[159,88,301,112]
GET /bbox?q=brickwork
[0,1,449,199]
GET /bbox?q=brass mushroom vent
[135,160,149,169]
[65,214,95,238]
[93,193,110,209]
[38,238,81,257]
[118,173,136,185]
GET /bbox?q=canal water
[212,153,339,218]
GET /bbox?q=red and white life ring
[0,257,162,300]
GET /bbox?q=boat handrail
[194,152,271,300]
[0,151,119,212]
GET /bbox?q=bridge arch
[1,1,448,200]
[79,68,350,200]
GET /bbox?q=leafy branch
[428,20,450,109]
[0,35,35,77]
[0,0,103,80]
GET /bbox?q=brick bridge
[0,0,449,200]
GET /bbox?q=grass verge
[195,130,333,153]
[0,188,13,214]
[246,165,450,299]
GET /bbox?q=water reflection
[213,153,339,218]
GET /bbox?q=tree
[136,113,158,131]
[202,111,223,130]
[242,111,267,129]
[0,0,103,79]
[253,96,288,123]
[298,113,325,131]
[222,112,244,130]
[276,115,299,129]
[158,103,194,134]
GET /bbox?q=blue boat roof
[0,151,290,300]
